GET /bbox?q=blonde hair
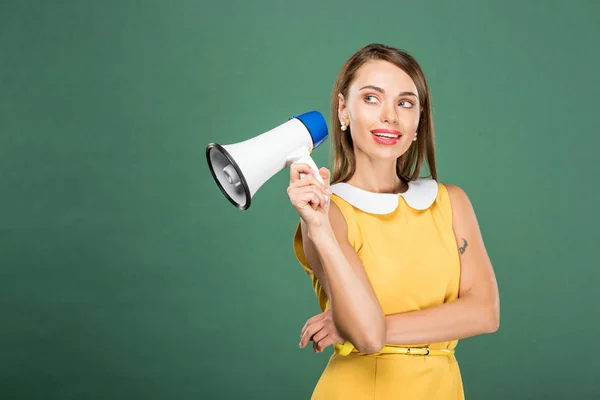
[329,43,438,185]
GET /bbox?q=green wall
[2,0,599,398]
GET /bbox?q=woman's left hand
[299,309,345,353]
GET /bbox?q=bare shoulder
[443,184,470,206]
[442,183,477,221]
[327,198,349,239]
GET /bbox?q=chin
[355,140,409,161]
[366,148,404,161]
[376,144,410,159]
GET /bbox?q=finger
[289,163,312,184]
[288,180,326,205]
[300,320,319,343]
[288,177,329,209]
[304,187,326,210]
[300,322,323,348]
[298,187,320,211]
[316,336,334,353]
[289,172,324,192]
[310,187,327,210]
[289,187,325,210]
[301,313,326,338]
[316,169,331,210]
[290,163,317,184]
[311,328,328,344]
[319,168,331,191]
[288,186,317,206]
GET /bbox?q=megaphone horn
[206,111,329,210]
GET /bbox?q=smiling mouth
[372,133,401,139]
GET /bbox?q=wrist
[306,222,334,243]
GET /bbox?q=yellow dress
[293,178,464,399]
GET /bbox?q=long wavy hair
[329,43,438,185]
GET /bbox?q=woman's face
[339,59,421,161]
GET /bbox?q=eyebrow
[359,85,418,97]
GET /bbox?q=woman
[288,43,500,399]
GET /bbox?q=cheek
[402,110,420,131]
[350,103,378,128]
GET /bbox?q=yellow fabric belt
[334,341,455,356]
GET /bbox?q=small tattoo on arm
[459,238,468,255]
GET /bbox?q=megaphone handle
[294,155,324,185]
[288,152,329,209]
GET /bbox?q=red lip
[371,129,402,135]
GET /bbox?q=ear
[337,93,348,123]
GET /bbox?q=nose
[380,103,397,125]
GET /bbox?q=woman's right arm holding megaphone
[287,163,386,354]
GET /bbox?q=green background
[2,0,599,398]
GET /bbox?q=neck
[346,152,407,194]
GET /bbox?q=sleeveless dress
[292,178,465,399]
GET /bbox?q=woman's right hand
[287,163,332,229]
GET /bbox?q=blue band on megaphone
[290,111,328,148]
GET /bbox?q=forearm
[385,294,499,345]
[308,225,386,352]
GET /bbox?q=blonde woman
[289,43,500,399]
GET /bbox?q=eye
[399,100,414,108]
[364,95,379,104]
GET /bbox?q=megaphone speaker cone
[206,142,252,210]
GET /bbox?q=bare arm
[384,184,500,345]
[302,202,386,353]
[289,164,385,354]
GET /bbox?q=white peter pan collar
[330,178,438,214]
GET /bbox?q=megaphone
[206,111,329,210]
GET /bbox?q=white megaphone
[206,110,329,210]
